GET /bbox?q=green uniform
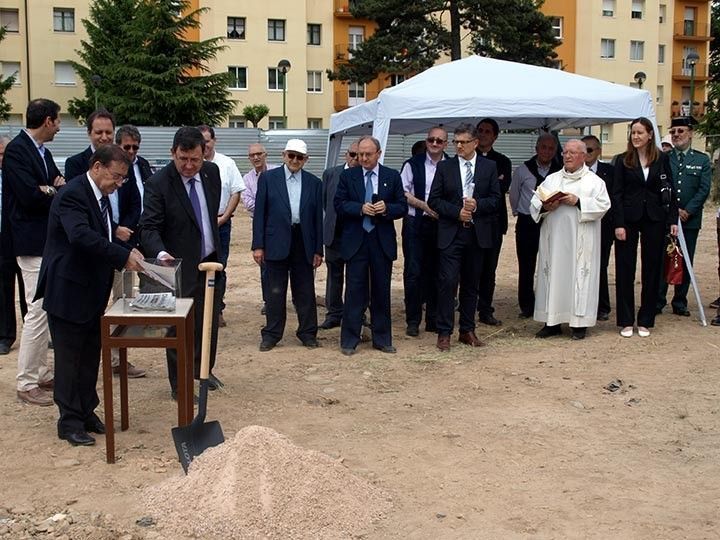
[658,146,711,313]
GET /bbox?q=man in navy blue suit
[36,144,144,446]
[334,136,407,355]
[251,139,323,351]
[428,123,501,352]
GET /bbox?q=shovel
[172,262,225,473]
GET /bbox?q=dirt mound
[144,425,390,539]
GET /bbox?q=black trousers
[515,213,541,315]
[437,227,486,336]
[0,254,22,346]
[598,219,614,315]
[615,219,666,328]
[166,254,221,392]
[263,226,317,344]
[48,313,102,435]
[658,227,699,312]
[402,215,438,329]
[477,234,503,317]
[323,244,345,324]
[341,229,393,349]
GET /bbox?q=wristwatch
[46,186,57,196]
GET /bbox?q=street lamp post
[90,74,102,110]
[633,71,646,89]
[277,59,291,128]
[686,51,700,118]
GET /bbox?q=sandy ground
[0,206,719,540]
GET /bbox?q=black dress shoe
[259,340,276,352]
[340,347,356,356]
[570,327,587,340]
[478,314,502,326]
[0,342,10,355]
[207,374,224,390]
[711,316,720,326]
[84,416,105,434]
[535,324,562,338]
[319,319,341,330]
[672,307,690,317]
[518,311,533,319]
[59,431,95,446]
[373,344,397,353]
[405,325,419,337]
[302,338,320,349]
[596,311,609,321]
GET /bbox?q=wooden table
[100,298,194,463]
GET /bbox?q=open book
[535,186,568,204]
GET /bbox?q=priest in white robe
[529,139,611,340]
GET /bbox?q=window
[600,125,611,143]
[659,4,666,23]
[306,70,322,93]
[228,116,245,128]
[268,19,285,41]
[228,66,247,90]
[684,7,697,36]
[0,8,19,32]
[307,23,321,45]
[268,117,284,129]
[348,82,365,106]
[53,8,74,32]
[600,39,615,59]
[268,67,286,91]
[348,26,364,58]
[631,0,644,19]
[227,17,245,39]
[550,17,563,40]
[54,62,75,85]
[1,62,20,85]
[656,85,664,104]
[658,44,665,64]
[307,118,322,129]
[390,74,406,86]
[630,40,644,61]
[602,0,615,17]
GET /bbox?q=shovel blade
[171,420,225,473]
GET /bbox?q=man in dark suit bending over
[36,144,144,446]
[140,127,223,398]
[428,123,501,352]
[334,136,407,355]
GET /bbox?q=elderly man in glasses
[657,116,711,317]
[400,126,448,337]
[251,139,324,352]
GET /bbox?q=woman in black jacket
[613,117,678,338]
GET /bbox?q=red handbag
[664,236,684,285]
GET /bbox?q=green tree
[0,26,17,122]
[328,0,558,84]
[242,104,270,128]
[68,0,234,126]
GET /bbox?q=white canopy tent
[326,55,658,168]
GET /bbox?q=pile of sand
[144,426,390,539]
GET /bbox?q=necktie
[464,161,474,196]
[678,151,685,168]
[188,177,206,258]
[363,170,374,232]
[100,196,110,238]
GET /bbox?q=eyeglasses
[562,151,583,157]
[286,152,306,161]
[452,138,476,146]
[248,152,266,158]
[110,171,129,184]
[585,147,600,153]
[122,144,140,152]
[426,137,447,145]
[669,128,689,135]
[347,151,358,158]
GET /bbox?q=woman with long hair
[613,117,678,338]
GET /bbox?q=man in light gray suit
[319,142,358,329]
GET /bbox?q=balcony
[334,87,380,111]
[334,43,356,64]
[672,61,709,81]
[334,0,360,17]
[671,100,705,118]
[673,21,711,40]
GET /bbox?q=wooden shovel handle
[198,262,224,380]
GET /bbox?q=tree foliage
[697,1,720,139]
[242,104,270,128]
[0,26,17,122]
[68,0,235,126]
[328,0,558,84]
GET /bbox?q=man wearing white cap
[251,139,323,351]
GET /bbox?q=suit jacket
[481,148,512,236]
[334,164,407,261]
[139,161,222,298]
[321,164,345,247]
[1,130,62,257]
[612,151,678,228]
[64,146,92,180]
[427,155,501,250]
[669,148,711,230]
[251,166,323,265]
[595,161,614,229]
[118,156,154,233]
[35,175,129,324]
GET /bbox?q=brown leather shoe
[459,331,485,347]
[437,334,451,352]
[38,379,54,390]
[112,362,147,378]
[17,387,53,406]
[218,312,227,328]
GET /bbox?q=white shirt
[86,172,111,241]
[210,151,246,214]
[458,154,476,197]
[400,152,444,216]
